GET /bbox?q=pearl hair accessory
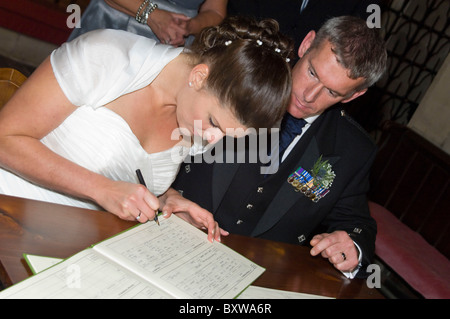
[225,38,290,63]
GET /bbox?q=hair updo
[186,16,294,130]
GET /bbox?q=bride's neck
[151,53,192,107]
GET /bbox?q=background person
[68,0,228,47]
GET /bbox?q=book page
[94,215,265,299]
[0,250,172,299]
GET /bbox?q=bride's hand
[159,188,229,242]
[95,180,160,223]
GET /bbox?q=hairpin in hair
[274,48,281,53]
[256,40,263,46]
[286,58,291,63]
[225,40,232,46]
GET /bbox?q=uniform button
[246,204,253,210]
[184,165,191,173]
[236,219,243,225]
[257,187,264,193]
[297,234,306,243]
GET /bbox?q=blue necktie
[279,113,306,156]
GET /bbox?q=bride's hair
[187,16,294,130]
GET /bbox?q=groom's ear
[298,30,316,59]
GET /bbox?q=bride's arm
[0,58,159,222]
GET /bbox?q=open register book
[0,215,265,299]
[20,255,333,299]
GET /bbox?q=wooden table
[0,194,383,299]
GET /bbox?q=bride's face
[176,87,247,145]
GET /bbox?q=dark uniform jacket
[173,107,378,277]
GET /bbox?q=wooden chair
[0,68,27,109]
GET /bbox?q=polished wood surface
[0,68,27,109]
[0,194,383,299]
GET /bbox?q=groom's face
[287,32,367,119]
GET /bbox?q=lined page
[0,250,172,299]
[0,216,264,299]
[95,215,265,299]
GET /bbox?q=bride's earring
[188,81,193,87]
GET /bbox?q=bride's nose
[203,129,223,144]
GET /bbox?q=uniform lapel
[212,162,240,212]
[251,109,341,237]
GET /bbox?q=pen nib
[154,211,160,226]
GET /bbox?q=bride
[0,17,293,240]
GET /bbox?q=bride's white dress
[0,29,195,210]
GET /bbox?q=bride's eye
[209,117,219,128]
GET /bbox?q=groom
[170,16,387,278]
